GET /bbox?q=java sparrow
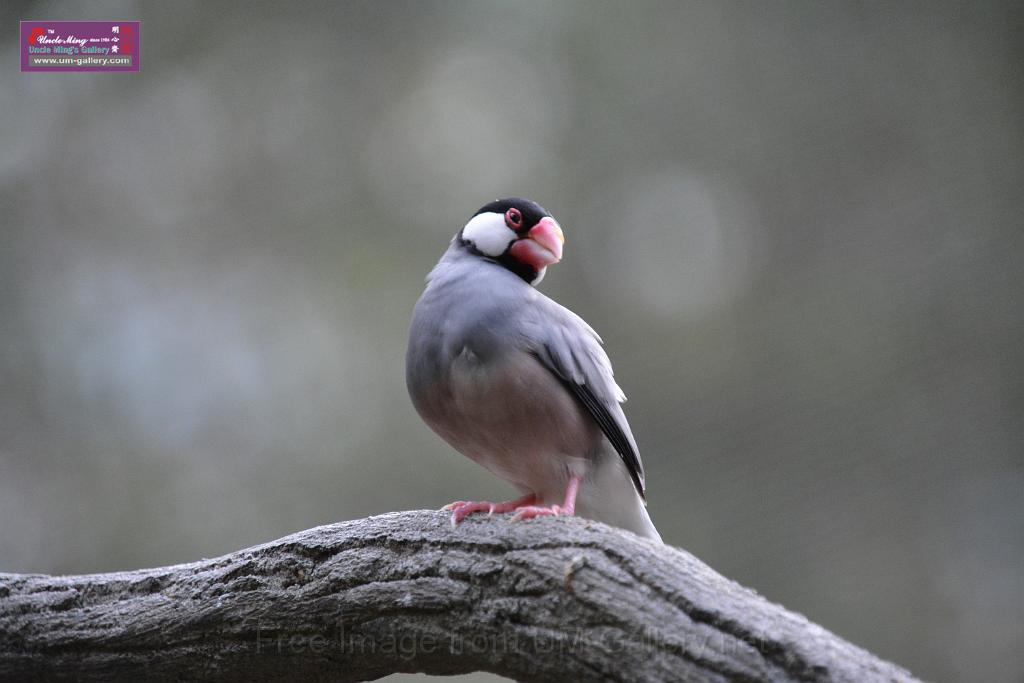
[406,198,661,542]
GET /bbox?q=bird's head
[458,197,565,286]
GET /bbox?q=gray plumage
[407,228,661,543]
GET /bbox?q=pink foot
[511,474,582,523]
[442,493,536,526]
[510,504,566,521]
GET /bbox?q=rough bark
[0,510,919,682]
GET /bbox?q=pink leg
[443,493,536,526]
[511,474,582,522]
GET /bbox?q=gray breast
[405,251,602,493]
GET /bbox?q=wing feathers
[525,302,646,499]
[563,378,646,499]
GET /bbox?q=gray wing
[520,298,646,499]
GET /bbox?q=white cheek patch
[462,212,516,257]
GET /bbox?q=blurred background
[2,1,1021,681]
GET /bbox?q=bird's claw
[444,500,500,526]
[510,505,564,522]
[442,494,538,527]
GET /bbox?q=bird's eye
[505,207,523,228]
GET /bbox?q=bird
[405,198,661,542]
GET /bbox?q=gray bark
[0,510,919,682]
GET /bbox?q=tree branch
[0,510,918,682]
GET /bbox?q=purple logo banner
[21,21,139,72]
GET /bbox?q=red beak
[509,217,564,270]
